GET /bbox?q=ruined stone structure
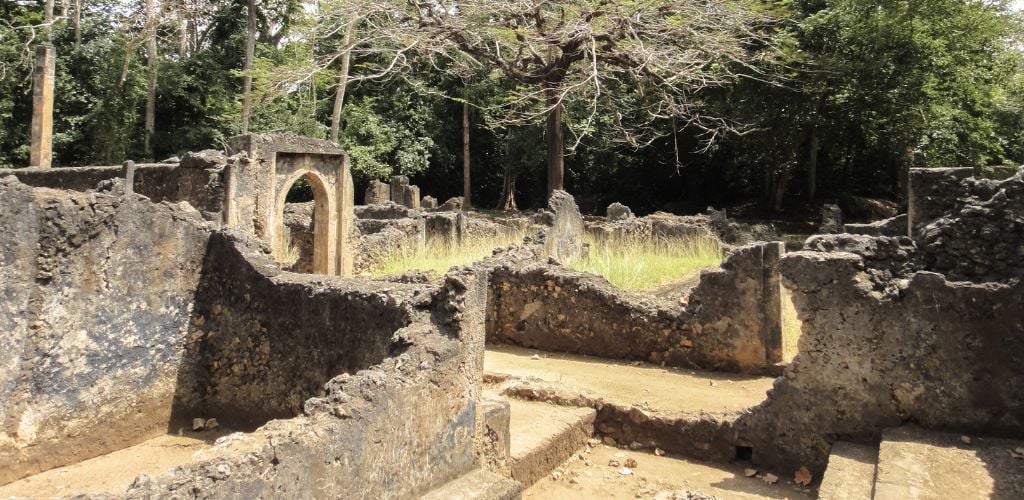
[1,155,1022,498]
[225,134,355,276]
[29,44,55,168]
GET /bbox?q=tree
[321,0,776,195]
[240,0,255,133]
[143,0,158,155]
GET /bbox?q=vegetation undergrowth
[573,234,724,292]
[369,229,529,278]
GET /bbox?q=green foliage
[0,0,1020,214]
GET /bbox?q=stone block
[364,180,390,205]
[606,202,635,221]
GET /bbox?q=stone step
[419,468,521,500]
[485,346,773,463]
[508,398,596,487]
[818,441,879,500]
[874,426,1024,500]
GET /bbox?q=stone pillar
[403,185,421,210]
[907,167,973,239]
[29,44,56,168]
[760,242,785,365]
[819,204,843,234]
[121,160,136,195]
[364,180,389,205]
[390,175,409,204]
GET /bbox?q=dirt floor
[0,429,235,497]
[525,444,814,499]
[485,346,775,416]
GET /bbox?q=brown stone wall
[0,177,212,484]
[171,233,426,428]
[485,242,785,374]
[736,251,1024,476]
[123,251,492,499]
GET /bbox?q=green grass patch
[572,234,724,291]
[369,230,529,278]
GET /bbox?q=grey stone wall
[171,233,427,428]
[124,248,492,499]
[0,161,227,221]
[485,242,785,374]
[0,177,213,484]
[736,251,1024,476]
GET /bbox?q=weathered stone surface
[907,167,974,237]
[404,185,421,210]
[844,214,908,237]
[819,204,843,234]
[439,196,465,212]
[606,202,635,221]
[486,242,785,374]
[426,212,466,245]
[916,172,1024,281]
[356,201,419,220]
[538,190,586,265]
[422,195,438,209]
[180,149,226,169]
[390,175,410,203]
[735,250,1024,476]
[0,177,212,484]
[354,217,425,274]
[365,179,390,205]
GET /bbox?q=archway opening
[277,171,331,274]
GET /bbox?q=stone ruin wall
[0,177,213,484]
[0,141,493,496]
[485,242,786,375]
[732,168,1024,476]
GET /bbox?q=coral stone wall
[171,233,425,428]
[737,252,1024,475]
[486,242,786,374]
[0,177,212,484]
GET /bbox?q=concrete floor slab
[875,426,1024,500]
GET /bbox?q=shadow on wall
[734,253,1024,478]
[168,233,412,432]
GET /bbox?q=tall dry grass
[572,233,723,291]
[369,229,530,277]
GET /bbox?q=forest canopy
[1,0,1022,214]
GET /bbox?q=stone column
[121,160,136,195]
[390,175,409,205]
[29,44,56,168]
[907,167,974,239]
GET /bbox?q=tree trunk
[806,125,820,201]
[240,0,256,134]
[73,0,81,47]
[44,0,54,41]
[329,20,354,144]
[771,167,793,211]
[143,0,158,156]
[462,87,471,208]
[544,83,564,196]
[497,165,518,212]
[177,1,187,57]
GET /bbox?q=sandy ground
[525,445,814,500]
[485,346,775,416]
[0,429,233,497]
